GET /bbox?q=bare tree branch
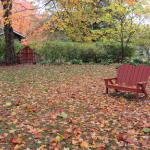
[13,0,54,14]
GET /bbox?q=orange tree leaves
[0,0,43,37]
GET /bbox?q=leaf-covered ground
[0,65,149,150]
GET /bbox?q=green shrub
[79,44,97,63]
[14,40,24,53]
[71,59,82,64]
[100,59,113,65]
[123,57,150,66]
[39,60,52,65]
[0,38,5,61]
[96,42,134,63]
[129,58,145,66]
[0,37,24,62]
[30,40,134,64]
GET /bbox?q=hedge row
[30,41,134,64]
[0,38,135,64]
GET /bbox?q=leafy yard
[0,65,149,150]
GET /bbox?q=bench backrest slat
[117,64,150,86]
[133,65,150,84]
[117,64,134,85]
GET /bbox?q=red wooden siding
[18,46,36,64]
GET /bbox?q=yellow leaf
[14,144,24,150]
[72,139,78,145]
[37,145,47,150]
[55,134,64,142]
[11,111,17,116]
[80,141,89,149]
[0,116,3,122]
[5,102,12,107]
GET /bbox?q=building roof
[0,28,26,39]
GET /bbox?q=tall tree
[99,0,148,62]
[42,0,99,41]
[1,0,16,64]
[37,0,149,62]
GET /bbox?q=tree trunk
[1,0,16,64]
[120,20,124,63]
[121,37,124,63]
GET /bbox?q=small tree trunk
[1,0,16,64]
[121,37,124,63]
[120,20,124,63]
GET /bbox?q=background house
[0,27,26,41]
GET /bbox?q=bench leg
[106,87,108,94]
[143,89,148,98]
[115,89,119,92]
[136,92,139,99]
[144,92,148,98]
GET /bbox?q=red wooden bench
[104,64,150,97]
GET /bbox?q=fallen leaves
[58,112,68,119]
[0,65,149,149]
[80,141,89,148]
[10,134,24,144]
[55,134,65,142]
[142,128,150,133]
[5,102,12,107]
[37,145,47,150]
[25,104,37,113]
[116,132,126,141]
[0,116,3,122]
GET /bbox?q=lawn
[0,65,149,150]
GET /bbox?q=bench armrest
[137,81,147,86]
[104,77,117,85]
[137,81,148,94]
[137,81,147,90]
[137,81,148,96]
[104,77,117,81]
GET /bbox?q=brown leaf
[11,135,24,145]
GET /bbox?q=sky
[25,0,150,25]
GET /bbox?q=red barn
[18,46,36,64]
